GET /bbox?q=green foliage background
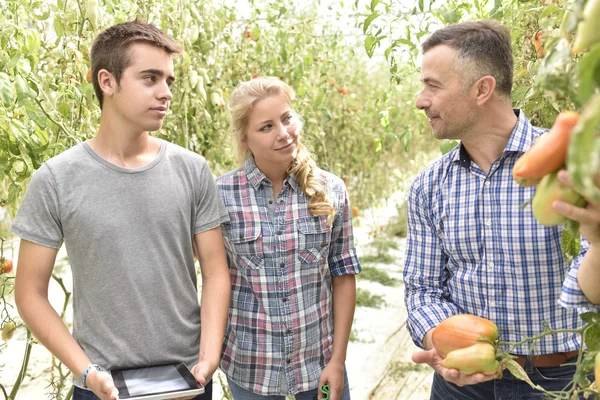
[2,0,600,398]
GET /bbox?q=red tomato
[0,258,13,274]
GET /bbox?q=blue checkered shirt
[216,157,361,395]
[404,110,585,355]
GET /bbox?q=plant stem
[8,328,33,400]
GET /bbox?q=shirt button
[485,220,492,227]
[488,261,494,268]
[239,234,243,239]
[484,181,491,186]
[269,200,273,204]
[277,230,283,235]
[286,329,291,334]
[286,359,291,364]
[282,298,287,302]
[280,262,285,268]
[489,301,496,307]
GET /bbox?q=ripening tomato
[1,321,16,342]
[0,258,13,274]
[351,207,359,218]
[432,314,499,358]
[440,343,500,375]
[337,87,348,95]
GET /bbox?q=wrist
[81,364,104,388]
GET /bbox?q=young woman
[216,77,361,400]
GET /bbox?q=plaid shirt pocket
[225,218,264,270]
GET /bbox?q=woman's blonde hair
[229,77,336,223]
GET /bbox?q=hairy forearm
[577,244,600,305]
[330,274,356,364]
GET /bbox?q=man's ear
[474,76,496,106]
[97,69,116,97]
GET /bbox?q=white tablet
[111,362,204,400]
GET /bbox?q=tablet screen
[112,362,203,400]
[122,364,189,395]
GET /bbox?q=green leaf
[320,108,332,120]
[364,36,377,58]
[440,140,458,155]
[363,12,379,34]
[400,129,411,151]
[372,138,382,154]
[370,0,380,11]
[567,93,600,201]
[561,220,581,263]
[393,38,416,50]
[314,92,325,109]
[539,5,561,19]
[0,72,15,105]
[418,0,424,12]
[503,359,545,391]
[580,312,600,324]
[54,17,64,37]
[580,350,599,372]
[584,322,600,352]
[577,44,600,105]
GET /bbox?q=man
[11,21,231,400]
[403,20,588,398]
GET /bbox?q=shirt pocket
[225,220,264,270]
[297,216,331,266]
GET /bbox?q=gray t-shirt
[11,140,229,373]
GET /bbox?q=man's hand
[317,361,345,400]
[412,348,498,387]
[86,369,119,400]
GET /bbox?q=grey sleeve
[10,164,63,249]
[194,163,230,234]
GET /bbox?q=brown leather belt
[513,350,579,368]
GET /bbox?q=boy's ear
[98,69,117,97]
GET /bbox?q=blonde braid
[287,145,336,224]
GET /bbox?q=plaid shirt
[216,157,361,395]
[559,240,600,311]
[404,110,585,355]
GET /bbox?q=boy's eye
[144,76,155,83]
[260,124,272,132]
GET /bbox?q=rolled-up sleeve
[328,180,361,277]
[559,240,599,312]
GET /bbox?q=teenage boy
[11,21,230,400]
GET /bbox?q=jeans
[430,357,595,400]
[73,379,213,399]
[226,369,350,400]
